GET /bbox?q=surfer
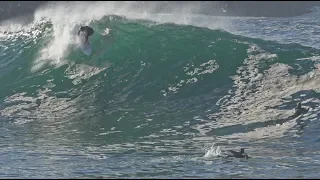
[226,148,249,159]
[274,101,310,125]
[291,102,309,118]
[77,26,94,44]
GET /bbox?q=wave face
[1,2,320,179]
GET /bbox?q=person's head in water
[78,26,94,43]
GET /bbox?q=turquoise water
[1,2,320,178]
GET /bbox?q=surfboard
[79,41,92,56]
[78,32,92,56]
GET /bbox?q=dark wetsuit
[227,148,249,159]
[77,26,94,43]
[292,102,309,118]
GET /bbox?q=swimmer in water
[226,148,249,159]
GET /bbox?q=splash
[204,144,221,158]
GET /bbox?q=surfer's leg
[85,35,88,43]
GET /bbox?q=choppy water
[1,1,320,178]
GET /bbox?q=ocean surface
[1,2,320,178]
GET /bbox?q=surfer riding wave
[77,26,94,44]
